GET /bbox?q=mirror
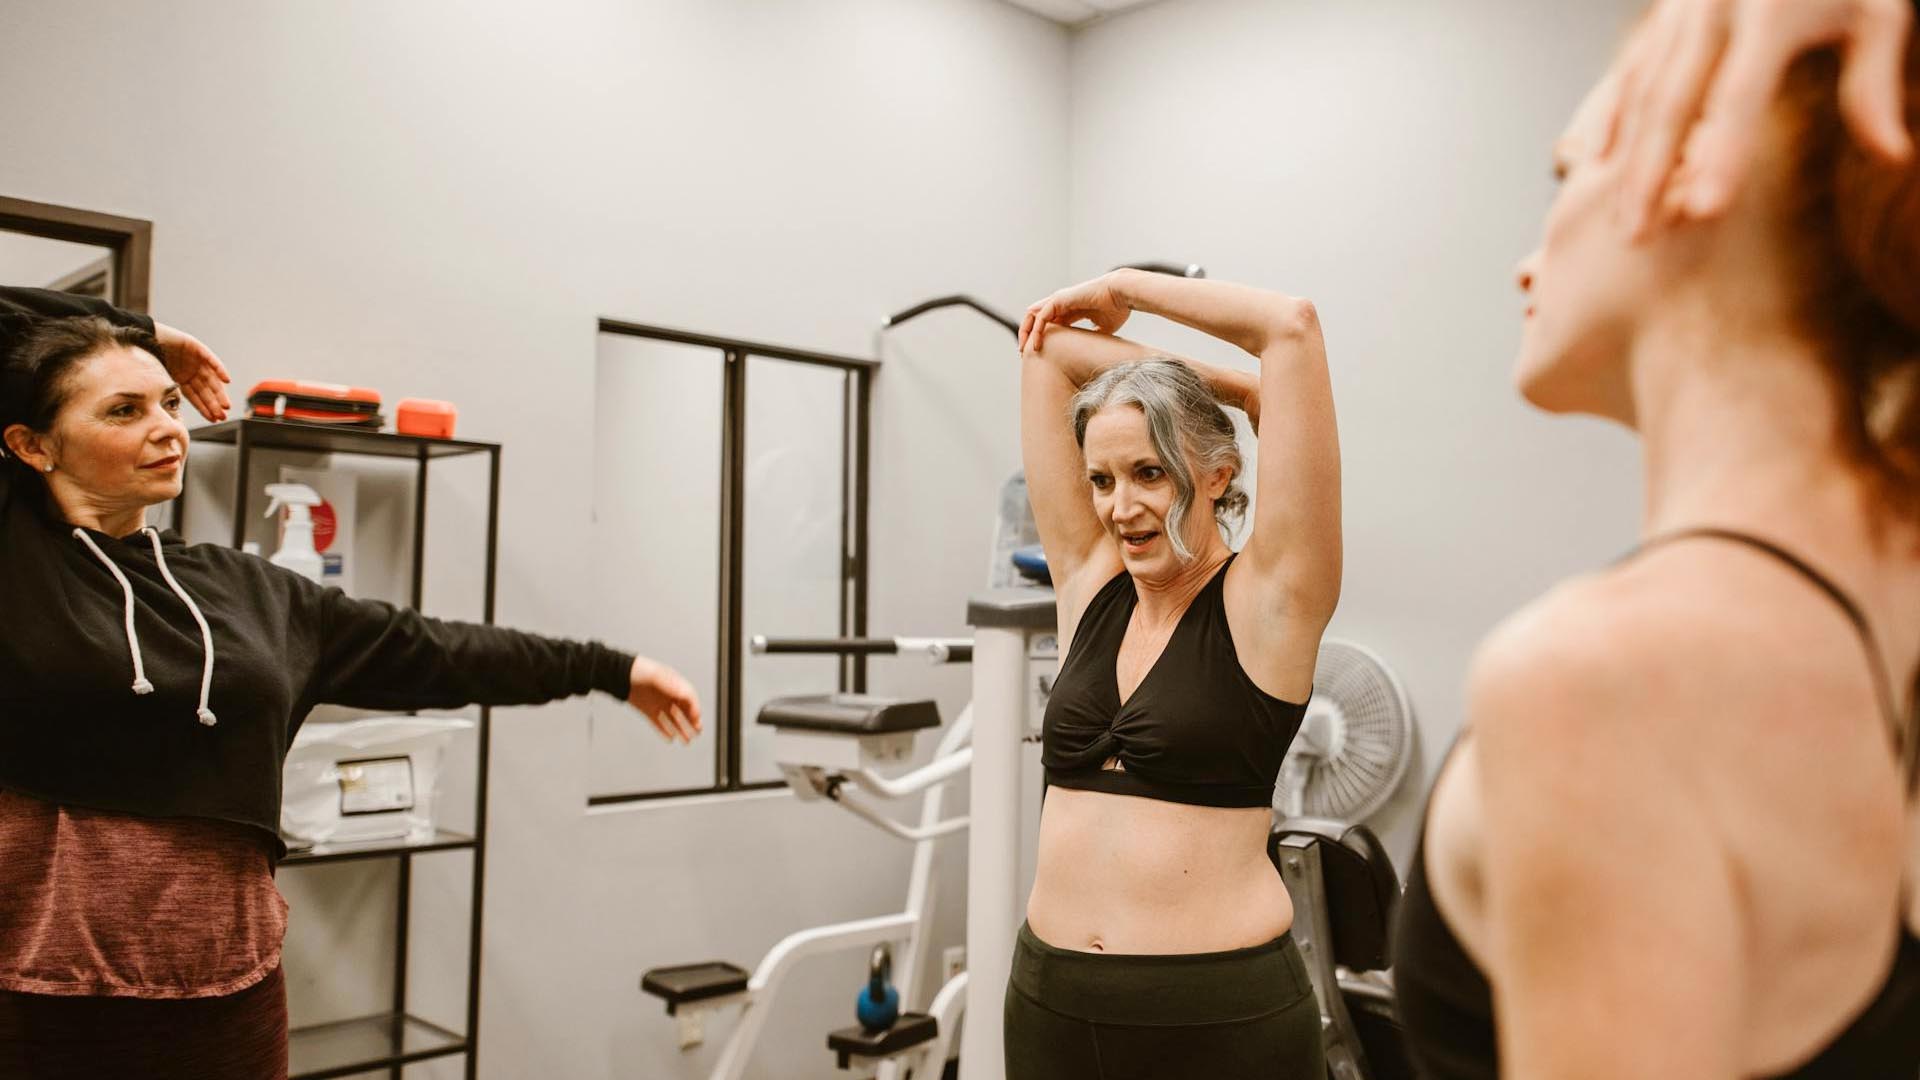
[0,231,115,297]
[0,195,151,312]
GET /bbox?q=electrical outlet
[942,945,967,982]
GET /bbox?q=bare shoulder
[1463,544,1912,1074]
[1469,541,1902,825]
[1468,571,1710,781]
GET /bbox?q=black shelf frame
[282,829,478,867]
[282,1011,467,1080]
[179,417,501,1080]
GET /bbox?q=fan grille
[1275,639,1415,821]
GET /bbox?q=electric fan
[1274,638,1416,822]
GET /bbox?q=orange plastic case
[248,380,383,427]
[395,399,457,439]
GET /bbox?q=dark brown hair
[0,316,165,480]
[1780,40,1920,526]
[1782,39,1920,790]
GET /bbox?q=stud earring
[42,464,54,473]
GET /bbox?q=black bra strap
[1629,527,1917,791]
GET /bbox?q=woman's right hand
[1020,271,1138,356]
[627,655,702,745]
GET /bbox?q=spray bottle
[263,483,325,584]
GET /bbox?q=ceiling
[998,0,1168,28]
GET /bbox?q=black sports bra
[1042,554,1309,809]
[1394,528,1920,1080]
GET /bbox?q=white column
[960,623,1026,1080]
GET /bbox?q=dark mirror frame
[0,195,152,313]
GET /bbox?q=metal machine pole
[962,590,1055,1080]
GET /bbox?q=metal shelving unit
[181,417,501,1080]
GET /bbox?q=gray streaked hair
[1070,358,1249,562]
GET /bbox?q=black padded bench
[757,693,941,736]
[826,1013,938,1070]
[1270,819,1416,1080]
[640,961,750,1015]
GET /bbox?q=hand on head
[1607,0,1914,238]
[152,323,232,423]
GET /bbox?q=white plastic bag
[282,716,473,848]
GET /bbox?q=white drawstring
[70,527,219,726]
[71,528,155,697]
[142,528,218,727]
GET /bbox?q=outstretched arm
[304,584,701,745]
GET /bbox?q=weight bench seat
[757,694,940,735]
[1269,820,1400,973]
[827,1013,938,1069]
[640,961,750,1014]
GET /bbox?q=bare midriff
[1025,786,1292,954]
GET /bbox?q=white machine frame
[651,612,1055,1080]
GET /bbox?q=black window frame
[588,320,874,805]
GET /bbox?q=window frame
[588,319,875,805]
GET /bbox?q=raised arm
[1026,270,1341,626]
[1018,329,1136,625]
[1020,322,1265,632]
[1035,325,1262,427]
[0,287,231,421]
[0,284,154,330]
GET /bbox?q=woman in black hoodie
[0,288,701,1078]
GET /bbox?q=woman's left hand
[1020,272,1136,355]
[153,322,233,422]
[628,655,702,744]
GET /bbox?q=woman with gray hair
[1005,269,1340,1078]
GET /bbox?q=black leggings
[1003,921,1325,1080]
[0,965,288,1080]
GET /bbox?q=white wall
[0,2,1062,1077]
[1067,0,1649,861]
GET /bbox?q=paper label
[336,756,416,816]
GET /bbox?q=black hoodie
[0,287,634,857]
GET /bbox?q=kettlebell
[855,943,901,1033]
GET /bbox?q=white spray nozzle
[264,482,324,520]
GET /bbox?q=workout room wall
[1067,0,1648,862]
[0,2,1064,1078]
